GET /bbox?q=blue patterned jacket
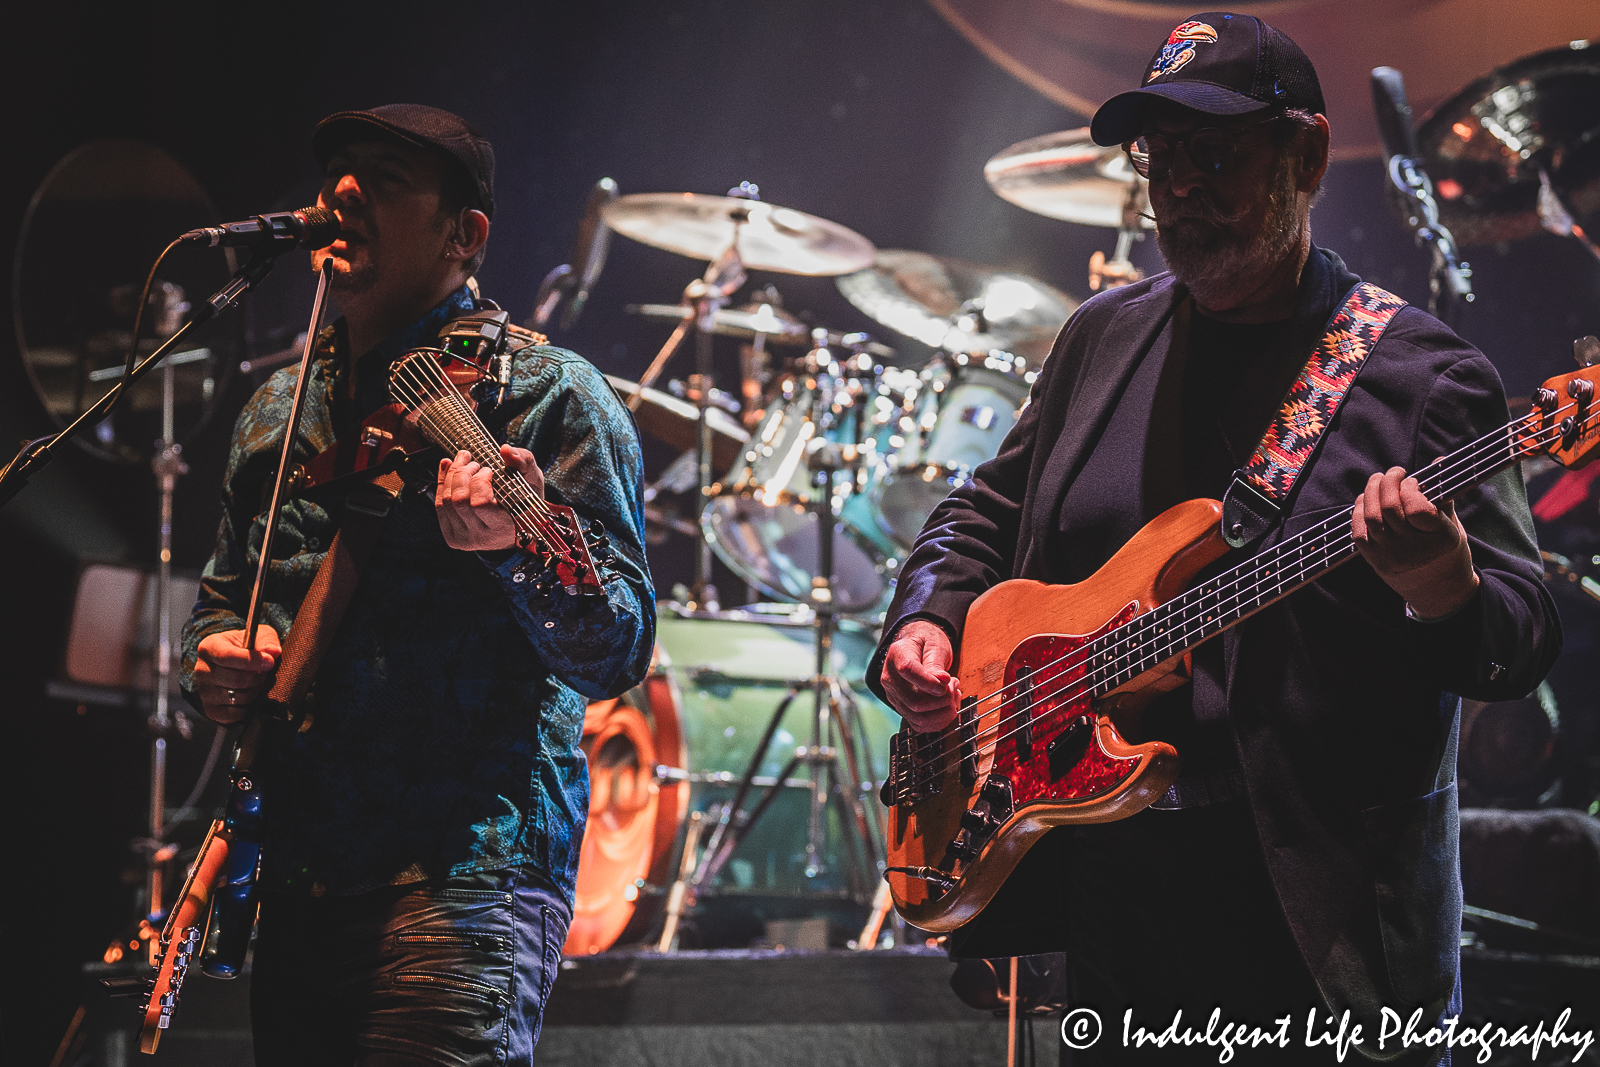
[180,285,654,898]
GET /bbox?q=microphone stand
[530,177,618,332]
[0,242,295,508]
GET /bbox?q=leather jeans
[250,868,570,1066]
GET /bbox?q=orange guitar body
[884,497,1231,932]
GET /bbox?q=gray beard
[1154,157,1301,308]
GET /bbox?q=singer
[179,104,654,1065]
[871,13,1560,1066]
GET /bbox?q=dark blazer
[867,249,1562,1043]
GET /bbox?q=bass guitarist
[871,14,1560,1064]
[180,104,654,1065]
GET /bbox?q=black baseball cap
[312,103,495,219]
[1090,12,1325,147]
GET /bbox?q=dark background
[4,2,1597,1062]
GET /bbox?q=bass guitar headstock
[1528,339,1600,471]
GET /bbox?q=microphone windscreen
[295,206,341,250]
[1370,67,1420,161]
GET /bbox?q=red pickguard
[985,604,1144,805]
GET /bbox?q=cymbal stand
[1088,176,1148,292]
[1537,167,1600,266]
[622,184,757,610]
[660,346,885,947]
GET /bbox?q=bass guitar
[879,359,1600,934]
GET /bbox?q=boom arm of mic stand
[0,245,289,509]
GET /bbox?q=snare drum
[868,352,1033,550]
[702,368,903,615]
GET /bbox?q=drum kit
[561,143,1155,952]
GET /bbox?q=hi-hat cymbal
[605,374,749,471]
[1417,41,1600,248]
[627,300,811,343]
[602,193,876,276]
[984,128,1153,230]
[835,250,1078,365]
[625,300,898,358]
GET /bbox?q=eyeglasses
[1124,115,1285,179]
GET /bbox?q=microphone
[181,207,340,250]
[1370,66,1420,162]
[1370,66,1472,311]
[530,178,618,331]
[563,177,618,331]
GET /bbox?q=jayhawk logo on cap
[1147,21,1218,82]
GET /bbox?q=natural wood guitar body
[885,498,1229,932]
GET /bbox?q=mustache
[1155,195,1251,228]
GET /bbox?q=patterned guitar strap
[1220,282,1409,549]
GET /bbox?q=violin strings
[389,352,574,553]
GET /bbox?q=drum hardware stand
[1088,174,1148,292]
[140,318,195,944]
[2,240,305,972]
[656,809,707,952]
[654,424,886,951]
[623,183,764,611]
[1536,167,1600,266]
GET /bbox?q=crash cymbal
[605,374,749,471]
[835,250,1078,366]
[1417,41,1600,248]
[984,128,1153,230]
[602,193,876,276]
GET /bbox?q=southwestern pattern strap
[1239,281,1408,504]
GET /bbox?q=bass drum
[565,607,898,953]
[563,662,687,956]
